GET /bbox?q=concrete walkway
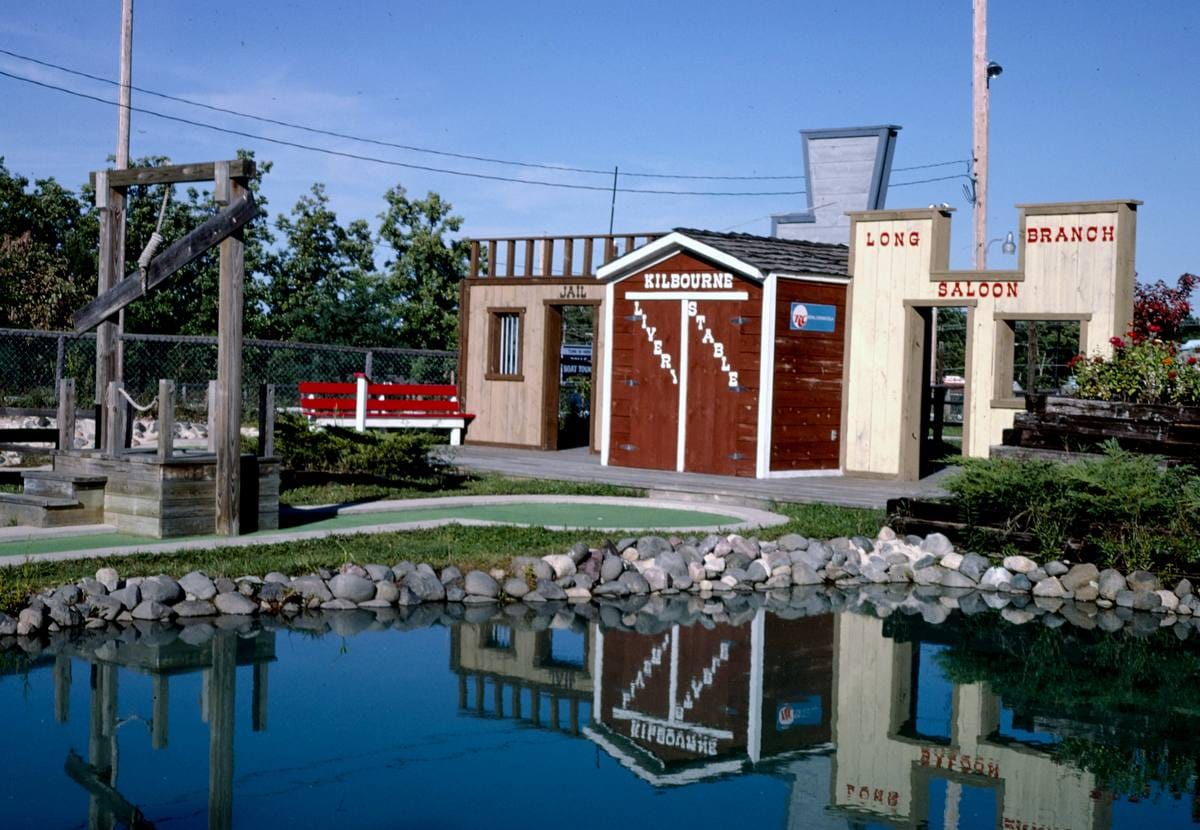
[441,445,952,509]
[0,495,789,566]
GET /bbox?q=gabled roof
[673,228,849,279]
[595,228,849,284]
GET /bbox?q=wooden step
[0,492,104,529]
[22,470,107,500]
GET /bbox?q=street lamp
[986,231,1017,257]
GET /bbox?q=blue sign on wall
[776,695,823,730]
[789,302,837,333]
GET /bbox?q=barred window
[487,309,524,381]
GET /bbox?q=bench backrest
[299,382,465,416]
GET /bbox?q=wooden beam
[65,751,156,830]
[73,192,259,333]
[151,675,169,750]
[88,159,254,189]
[105,382,126,458]
[214,170,246,536]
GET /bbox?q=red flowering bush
[1071,335,1200,405]
[1132,273,1198,342]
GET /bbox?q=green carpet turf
[0,501,743,559]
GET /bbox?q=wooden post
[540,238,554,277]
[486,240,497,278]
[95,171,125,449]
[257,384,275,458]
[562,238,574,277]
[105,381,126,457]
[151,674,169,749]
[581,237,594,277]
[213,164,245,536]
[58,378,76,452]
[157,379,175,462]
[54,654,72,724]
[206,380,217,453]
[208,632,236,830]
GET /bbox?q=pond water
[3,592,1199,829]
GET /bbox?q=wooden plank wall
[844,202,1138,478]
[770,279,847,471]
[463,282,604,448]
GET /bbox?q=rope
[136,187,171,287]
[118,387,158,412]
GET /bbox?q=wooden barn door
[608,293,681,471]
[683,296,760,476]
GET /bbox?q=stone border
[0,496,789,567]
[2,525,1195,643]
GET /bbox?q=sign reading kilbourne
[790,302,837,332]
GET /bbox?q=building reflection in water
[46,625,275,830]
[40,600,1200,828]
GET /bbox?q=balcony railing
[467,232,663,280]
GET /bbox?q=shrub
[274,413,440,479]
[1070,335,1200,405]
[942,445,1200,570]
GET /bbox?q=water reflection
[4,593,1199,828]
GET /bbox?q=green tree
[377,187,469,349]
[262,183,385,345]
[0,158,97,329]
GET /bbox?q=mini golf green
[0,501,745,559]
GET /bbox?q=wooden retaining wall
[54,451,279,538]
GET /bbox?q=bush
[943,445,1200,570]
[274,413,440,479]
[1070,335,1200,405]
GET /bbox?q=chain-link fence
[0,327,457,416]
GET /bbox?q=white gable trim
[596,231,764,284]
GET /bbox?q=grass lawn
[279,471,644,506]
[0,498,882,614]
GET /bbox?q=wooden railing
[467,232,664,280]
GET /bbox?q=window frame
[486,307,526,382]
[992,312,1091,408]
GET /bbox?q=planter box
[1001,395,1200,459]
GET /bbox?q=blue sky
[1,1,1197,296]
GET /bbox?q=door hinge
[618,443,637,452]
[728,452,747,460]
[624,379,639,387]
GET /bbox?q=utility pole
[115,0,133,376]
[972,0,988,269]
[117,0,132,169]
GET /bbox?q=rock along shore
[3,527,1197,647]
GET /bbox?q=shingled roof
[673,228,849,279]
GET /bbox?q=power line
[0,68,809,197]
[0,48,969,184]
[0,47,804,182]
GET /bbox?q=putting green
[0,501,744,559]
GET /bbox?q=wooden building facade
[597,230,850,478]
[843,199,1139,480]
[459,233,661,450]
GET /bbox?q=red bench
[299,375,474,445]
